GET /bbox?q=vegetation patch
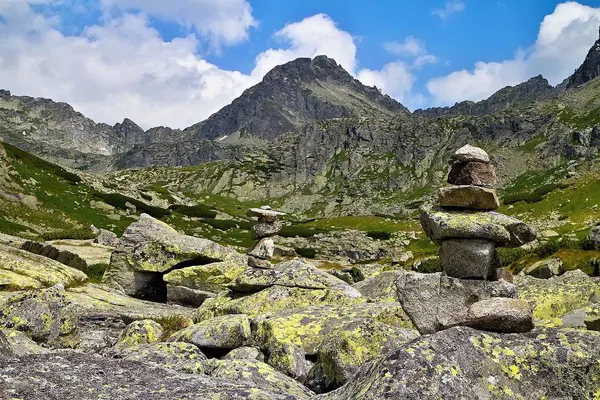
[169,204,218,219]
[92,191,171,218]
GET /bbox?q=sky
[1,1,600,130]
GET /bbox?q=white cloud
[413,54,439,68]
[427,1,600,105]
[384,37,426,57]
[0,4,420,128]
[358,61,422,107]
[432,1,465,20]
[100,0,257,49]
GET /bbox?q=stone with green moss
[252,302,414,380]
[195,285,364,321]
[0,243,88,291]
[0,328,50,356]
[109,342,207,374]
[309,318,419,391]
[170,314,250,350]
[517,270,600,327]
[228,259,361,299]
[163,260,248,294]
[420,205,537,247]
[115,319,163,348]
[223,346,265,362]
[316,326,600,399]
[0,285,78,347]
[353,270,404,302]
[206,359,314,399]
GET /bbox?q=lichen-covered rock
[248,238,275,260]
[206,359,314,399]
[163,260,247,294]
[466,298,534,333]
[420,206,537,248]
[0,243,88,290]
[0,286,78,347]
[248,256,273,269]
[252,303,413,380]
[447,160,497,187]
[170,314,250,349]
[109,342,207,374]
[397,272,519,334]
[252,221,283,239]
[166,284,215,307]
[309,319,420,392]
[115,319,163,348]
[1,328,50,356]
[517,270,600,326]
[224,346,265,362]
[0,351,302,399]
[352,270,403,302]
[520,257,564,279]
[93,227,119,247]
[196,286,364,321]
[0,329,11,358]
[103,214,243,297]
[438,185,500,210]
[439,239,496,279]
[229,259,361,299]
[317,327,600,400]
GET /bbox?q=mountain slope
[567,27,600,89]
[183,55,409,140]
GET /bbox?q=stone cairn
[246,206,286,269]
[414,144,538,334]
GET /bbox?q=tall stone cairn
[416,144,538,333]
[245,206,286,269]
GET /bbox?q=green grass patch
[39,227,96,241]
[92,191,171,218]
[169,204,218,219]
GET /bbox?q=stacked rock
[246,206,286,269]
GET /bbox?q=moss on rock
[115,319,163,348]
[170,314,251,350]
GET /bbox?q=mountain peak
[566,26,600,89]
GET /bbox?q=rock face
[102,214,243,301]
[317,326,600,400]
[415,145,535,334]
[567,27,600,88]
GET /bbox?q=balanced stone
[248,256,273,269]
[420,206,537,248]
[252,220,283,239]
[246,207,286,223]
[466,297,534,333]
[451,144,490,163]
[447,161,497,188]
[248,238,275,260]
[439,239,497,279]
[438,185,500,210]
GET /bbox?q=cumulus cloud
[427,1,600,106]
[358,61,416,104]
[383,36,438,69]
[432,1,465,20]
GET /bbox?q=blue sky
[1,1,600,129]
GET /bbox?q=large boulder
[228,259,361,299]
[397,272,524,334]
[108,342,207,374]
[0,351,307,399]
[114,319,163,348]
[102,214,243,300]
[0,244,87,290]
[317,327,600,400]
[420,206,537,247]
[0,286,78,347]
[20,240,112,275]
[169,314,251,350]
[352,270,403,302]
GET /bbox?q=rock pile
[246,206,286,269]
[409,144,537,334]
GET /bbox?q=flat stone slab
[246,207,286,222]
[420,206,537,248]
[447,161,497,188]
[451,144,490,163]
[466,297,534,333]
[438,185,500,210]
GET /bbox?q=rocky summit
[4,20,600,400]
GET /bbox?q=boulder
[102,214,242,299]
[163,260,247,295]
[223,346,265,362]
[252,220,283,239]
[109,342,207,374]
[353,270,403,302]
[420,206,537,248]
[114,319,163,348]
[0,243,87,290]
[248,256,273,269]
[0,351,305,399]
[587,225,600,249]
[0,328,49,356]
[439,239,497,279]
[309,319,419,392]
[437,185,500,210]
[316,327,600,400]
[520,257,564,279]
[166,284,215,307]
[228,259,361,299]
[248,238,275,260]
[196,285,364,321]
[93,227,119,247]
[206,359,314,399]
[170,314,251,350]
[447,161,497,188]
[0,285,78,347]
[466,297,534,333]
[397,272,519,334]
[451,144,490,163]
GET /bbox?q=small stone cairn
[415,144,538,333]
[246,206,286,269]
